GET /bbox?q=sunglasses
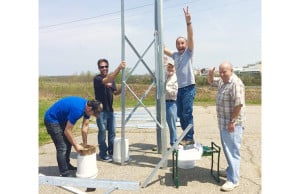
[100,65,109,69]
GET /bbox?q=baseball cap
[167,59,175,66]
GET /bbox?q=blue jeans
[96,111,116,158]
[220,125,244,184]
[166,101,177,146]
[44,120,71,176]
[177,84,196,140]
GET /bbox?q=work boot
[185,139,195,145]
[179,140,187,146]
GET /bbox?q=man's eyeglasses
[100,66,109,69]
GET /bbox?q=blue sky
[39,0,261,76]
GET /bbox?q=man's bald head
[219,61,233,83]
[219,61,233,71]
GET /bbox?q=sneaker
[68,163,77,171]
[99,155,112,162]
[221,181,239,191]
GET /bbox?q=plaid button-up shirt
[212,74,246,130]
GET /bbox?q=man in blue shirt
[44,96,102,177]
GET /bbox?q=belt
[166,100,176,102]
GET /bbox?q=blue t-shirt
[44,96,89,126]
[172,48,195,88]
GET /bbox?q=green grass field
[39,78,261,145]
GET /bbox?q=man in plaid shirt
[208,61,245,191]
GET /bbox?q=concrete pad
[39,105,261,194]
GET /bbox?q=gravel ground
[39,105,261,194]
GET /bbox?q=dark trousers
[44,119,71,176]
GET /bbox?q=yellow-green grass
[39,81,261,145]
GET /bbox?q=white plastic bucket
[113,137,129,163]
[177,144,203,169]
[76,147,98,179]
[178,160,196,169]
